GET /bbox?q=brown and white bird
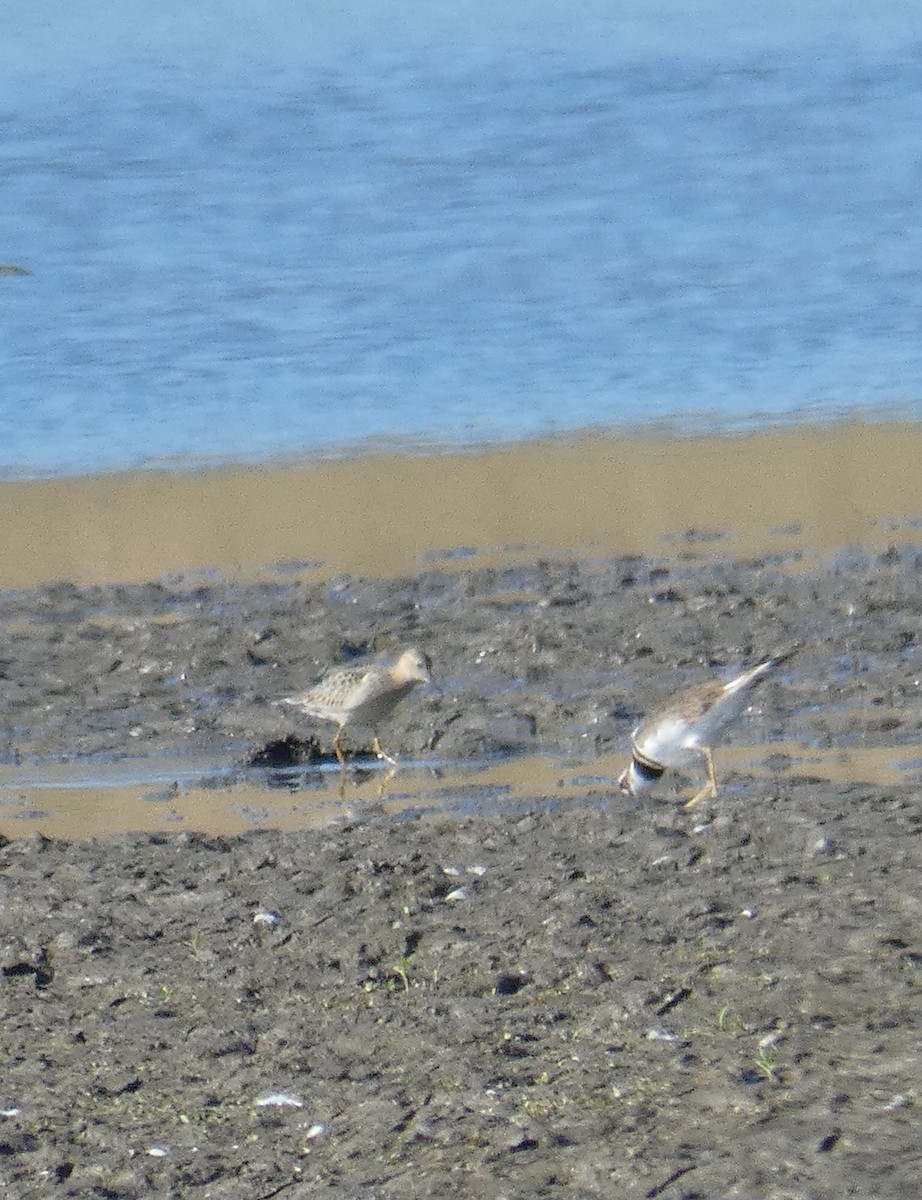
[280,646,432,766]
[618,650,795,808]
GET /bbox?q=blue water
[2,1,922,478]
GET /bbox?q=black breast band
[631,747,665,781]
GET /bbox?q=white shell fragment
[255,1092,304,1109]
[253,909,282,928]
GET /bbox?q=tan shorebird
[280,647,432,766]
[618,650,795,808]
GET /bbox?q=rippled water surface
[2,1,922,476]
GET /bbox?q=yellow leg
[331,726,348,797]
[683,746,718,810]
[376,761,398,801]
[371,735,398,768]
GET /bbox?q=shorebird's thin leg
[376,761,398,801]
[371,735,399,768]
[332,726,349,798]
[684,746,718,810]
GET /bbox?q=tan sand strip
[1,421,921,589]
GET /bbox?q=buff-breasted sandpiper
[280,646,432,766]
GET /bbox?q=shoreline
[0,740,916,842]
[2,420,921,590]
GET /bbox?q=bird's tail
[728,643,801,692]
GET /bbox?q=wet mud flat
[1,547,921,1197]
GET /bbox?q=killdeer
[618,650,795,808]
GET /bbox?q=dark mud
[1,548,922,1197]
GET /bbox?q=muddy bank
[0,545,921,1196]
[1,546,920,774]
[0,786,920,1198]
